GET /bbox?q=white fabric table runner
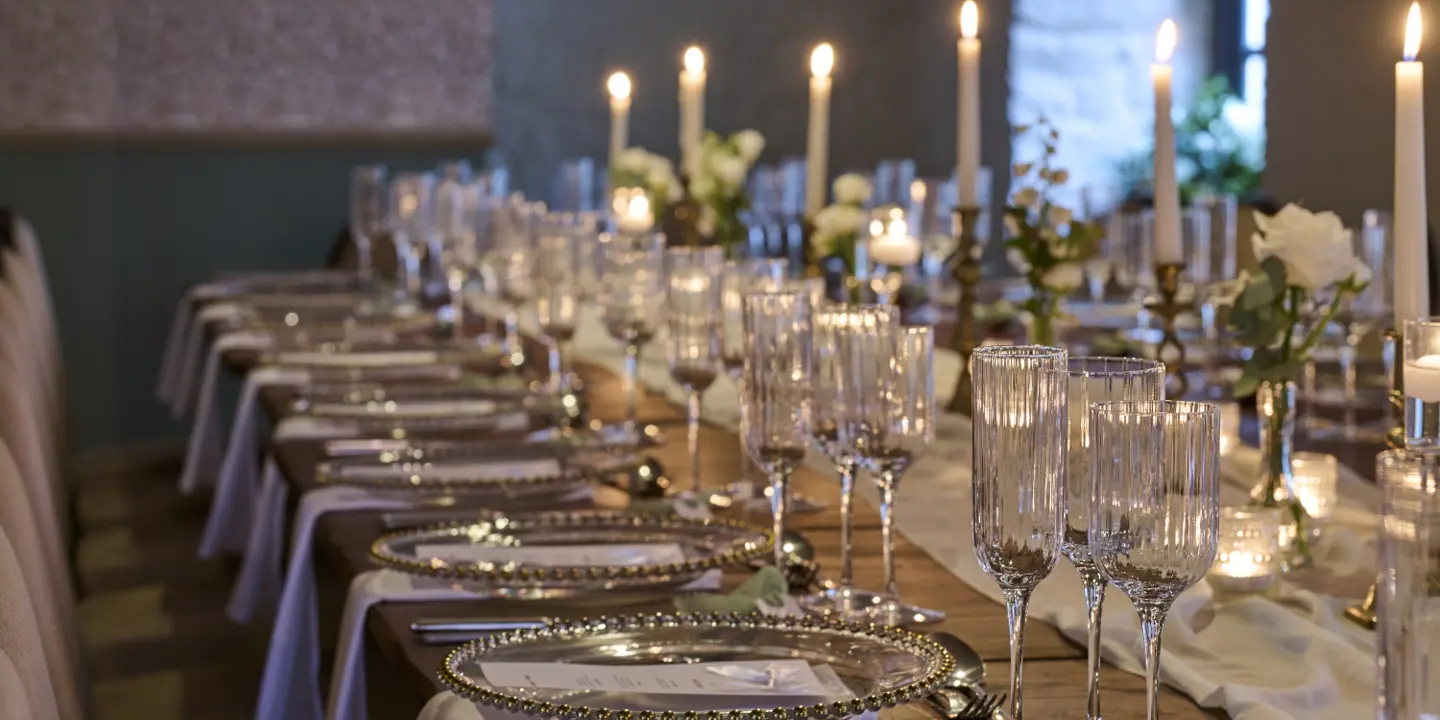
[542,302,1382,720]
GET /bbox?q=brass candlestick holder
[1146,262,1192,398]
[1343,328,1402,631]
[946,206,982,415]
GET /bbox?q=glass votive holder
[1376,448,1440,718]
[1218,400,1242,456]
[1290,452,1338,529]
[1402,318,1440,450]
[1210,506,1281,595]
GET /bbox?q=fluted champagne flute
[721,259,789,381]
[1065,357,1165,720]
[972,344,1069,720]
[667,247,726,496]
[742,291,813,569]
[599,232,667,435]
[533,216,580,387]
[388,172,435,309]
[844,324,943,625]
[1089,400,1220,720]
[349,165,387,281]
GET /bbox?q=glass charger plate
[439,613,953,719]
[370,511,771,591]
[316,447,629,493]
[322,422,664,459]
[290,375,549,407]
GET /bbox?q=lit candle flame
[810,43,834,78]
[1156,19,1177,63]
[607,72,631,101]
[626,193,650,219]
[1406,2,1423,62]
[960,1,979,39]
[910,179,927,203]
[684,46,705,74]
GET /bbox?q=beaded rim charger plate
[369,511,772,587]
[316,447,630,494]
[438,612,954,719]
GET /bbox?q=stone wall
[1008,0,1213,211]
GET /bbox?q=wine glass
[666,247,726,496]
[349,165,387,281]
[971,344,1069,720]
[843,323,943,626]
[802,304,898,614]
[599,232,667,435]
[388,172,436,310]
[1089,400,1220,720]
[721,259,788,381]
[533,216,580,387]
[434,172,482,338]
[1064,357,1166,720]
[741,290,813,569]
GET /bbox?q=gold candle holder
[1146,262,1191,398]
[1344,328,1402,631]
[946,206,982,415]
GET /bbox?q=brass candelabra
[946,206,982,415]
[1146,262,1192,398]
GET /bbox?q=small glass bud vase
[1290,452,1339,539]
[1210,506,1282,595]
[1217,400,1242,457]
[1248,379,1313,568]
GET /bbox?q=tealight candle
[613,189,654,235]
[1406,353,1440,402]
[868,210,922,267]
[1210,506,1281,594]
[1290,452,1339,525]
[1403,318,1440,449]
[1218,400,1242,456]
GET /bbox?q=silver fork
[929,688,1006,719]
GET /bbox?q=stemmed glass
[388,172,436,310]
[842,323,943,626]
[1089,400,1220,720]
[741,291,813,569]
[434,172,481,338]
[1064,357,1166,720]
[532,216,580,387]
[599,232,667,435]
[492,200,543,365]
[721,259,789,381]
[972,344,1069,720]
[666,247,726,496]
[349,165,387,281]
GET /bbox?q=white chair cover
[0,525,62,720]
[10,220,63,427]
[0,274,54,449]
[0,650,36,720]
[0,361,65,559]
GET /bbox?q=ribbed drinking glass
[532,216,579,387]
[972,344,1069,720]
[667,247,726,495]
[721,259,788,381]
[599,232,667,435]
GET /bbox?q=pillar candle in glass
[1377,448,1440,719]
[1210,506,1281,594]
[1151,19,1182,265]
[607,72,631,165]
[1395,3,1430,331]
[1289,452,1339,528]
[1403,318,1440,449]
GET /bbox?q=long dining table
[219,330,1229,720]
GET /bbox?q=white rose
[1251,204,1366,291]
[690,174,716,201]
[1012,187,1039,208]
[832,173,873,206]
[1042,262,1085,292]
[711,154,748,190]
[1046,206,1073,227]
[734,130,765,163]
[614,148,650,174]
[814,204,866,236]
[697,204,718,238]
[645,163,674,195]
[1007,248,1031,273]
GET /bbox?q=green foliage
[1118,75,1264,203]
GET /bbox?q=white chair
[11,220,65,441]
[0,360,65,561]
[0,525,63,720]
[0,249,59,446]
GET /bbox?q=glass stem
[687,388,703,495]
[547,338,562,390]
[1003,588,1032,720]
[1081,570,1107,720]
[355,237,373,281]
[624,343,640,433]
[504,309,521,358]
[1200,300,1218,388]
[1384,336,1398,429]
[878,468,900,602]
[403,246,423,302]
[447,270,466,340]
[1339,343,1358,433]
[769,470,790,569]
[837,460,856,590]
[1137,602,1171,720]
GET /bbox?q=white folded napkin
[177,331,274,495]
[226,460,289,624]
[198,366,312,558]
[156,292,196,404]
[276,350,440,367]
[171,302,250,419]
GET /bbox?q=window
[1215,0,1268,145]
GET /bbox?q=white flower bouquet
[809,173,873,279]
[689,130,764,255]
[610,147,683,217]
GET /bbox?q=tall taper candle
[806,43,834,217]
[607,72,632,165]
[957,1,982,207]
[679,47,707,179]
[1151,19,1183,265]
[1396,2,1430,330]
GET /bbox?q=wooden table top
[251,354,1224,719]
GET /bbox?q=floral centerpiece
[1002,119,1101,345]
[1220,203,1370,562]
[610,147,683,218]
[810,173,873,296]
[689,129,765,256]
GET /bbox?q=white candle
[805,43,834,218]
[957,1,982,208]
[1396,3,1430,331]
[607,72,632,165]
[1151,19,1183,265]
[869,215,923,267]
[679,46,707,179]
[614,191,655,235]
[1406,353,1440,402]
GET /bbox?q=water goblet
[1064,357,1166,720]
[971,344,1069,720]
[1089,400,1221,720]
[599,232,667,435]
[666,247,726,496]
[349,165,387,281]
[388,172,436,309]
[533,217,580,387]
[741,290,813,569]
[721,259,788,381]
